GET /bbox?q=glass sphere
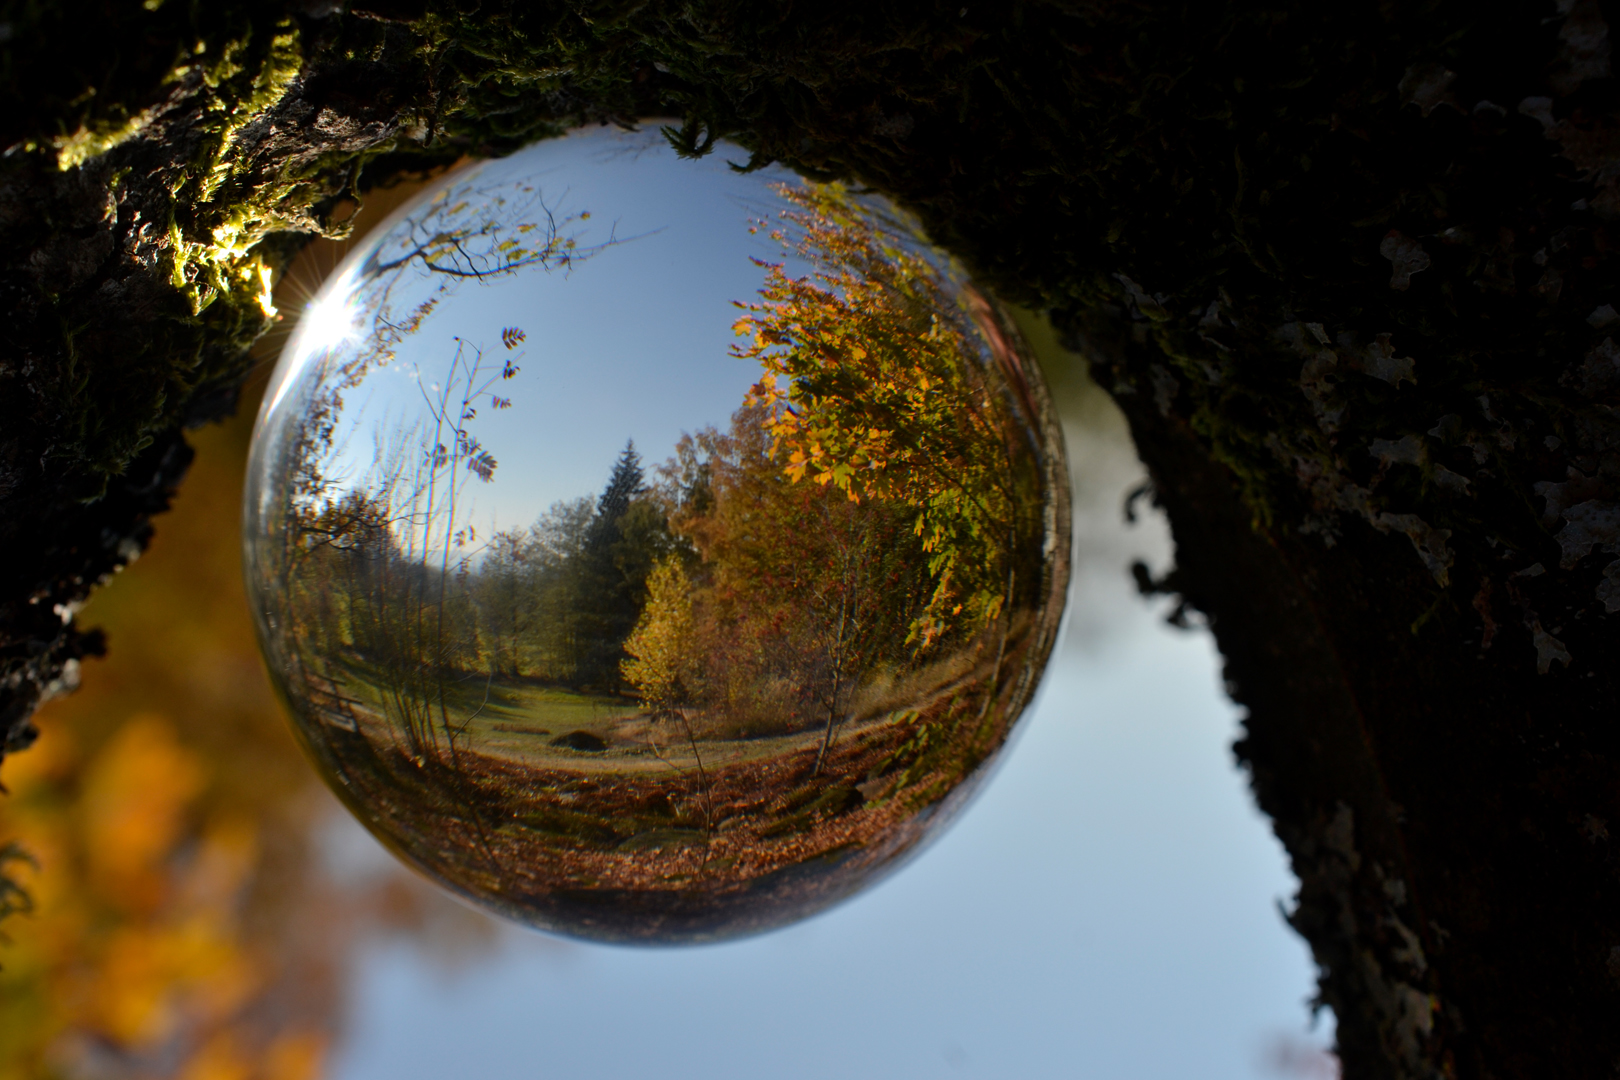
[244,126,1070,943]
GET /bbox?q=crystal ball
[243,125,1070,943]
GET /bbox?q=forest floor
[289,620,1045,939]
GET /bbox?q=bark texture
[3,3,1618,1076]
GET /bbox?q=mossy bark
[3,3,1617,1076]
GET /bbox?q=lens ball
[244,126,1069,943]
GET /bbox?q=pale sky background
[266,127,1336,1079]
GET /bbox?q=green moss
[52,107,160,172]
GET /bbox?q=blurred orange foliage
[0,391,339,1080]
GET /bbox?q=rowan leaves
[466,448,498,483]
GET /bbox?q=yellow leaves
[264,1031,330,1080]
[50,717,260,1050]
[0,713,270,1073]
[83,717,207,906]
[0,407,349,1080]
[726,180,1025,648]
[179,1031,255,1080]
[621,558,698,710]
[179,1026,324,1080]
[89,902,260,1047]
[0,719,76,790]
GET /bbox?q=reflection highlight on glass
[244,127,1070,943]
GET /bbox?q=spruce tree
[587,441,644,553]
[575,441,652,689]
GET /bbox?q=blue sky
[271,127,818,542]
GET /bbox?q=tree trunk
[3,4,1617,1075]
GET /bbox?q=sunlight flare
[266,270,359,414]
[292,272,359,362]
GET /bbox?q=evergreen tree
[575,442,671,689]
[587,441,644,552]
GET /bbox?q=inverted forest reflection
[245,130,1070,942]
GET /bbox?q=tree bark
[3,3,1617,1075]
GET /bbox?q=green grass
[318,656,953,780]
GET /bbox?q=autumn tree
[516,497,597,683]
[620,556,700,712]
[472,529,539,679]
[655,404,936,739]
[735,185,1043,646]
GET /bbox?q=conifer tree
[576,441,668,689]
[588,441,644,552]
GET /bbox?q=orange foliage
[733,183,1034,636]
[0,173,481,1080]
[0,398,339,1080]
